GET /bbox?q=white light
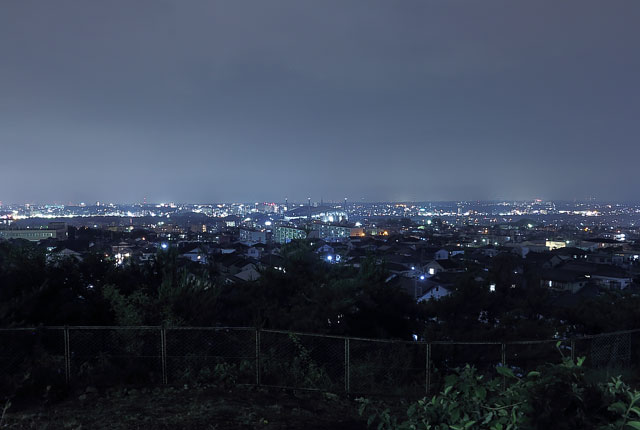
[489,284,496,292]
[411,266,415,270]
[420,275,425,280]
[265,221,272,226]
[327,255,333,261]
[161,243,168,250]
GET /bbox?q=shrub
[358,355,640,430]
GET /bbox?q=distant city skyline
[2,1,639,203]
[2,197,640,207]
[3,199,640,229]
[1,197,638,207]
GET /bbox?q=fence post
[501,343,506,391]
[570,339,576,362]
[426,343,431,395]
[161,327,167,385]
[345,338,350,394]
[255,328,261,386]
[64,326,70,384]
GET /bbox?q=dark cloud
[1,0,639,203]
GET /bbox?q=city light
[1,5,638,425]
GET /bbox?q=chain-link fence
[0,327,66,395]
[166,327,256,386]
[1,327,639,398]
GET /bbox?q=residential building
[308,223,351,242]
[239,228,268,244]
[273,226,307,244]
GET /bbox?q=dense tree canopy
[1,240,639,341]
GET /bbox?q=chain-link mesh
[1,327,638,396]
[430,343,502,391]
[166,327,256,385]
[349,338,426,396]
[259,330,345,392]
[505,340,569,375]
[0,328,65,397]
[590,333,632,368]
[68,327,162,386]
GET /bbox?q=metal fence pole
[64,327,70,384]
[426,343,431,395]
[345,338,350,394]
[256,328,261,386]
[570,339,576,362]
[501,343,506,391]
[160,328,167,385]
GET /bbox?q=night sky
[1,1,639,204]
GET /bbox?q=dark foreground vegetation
[360,355,640,430]
[1,239,640,429]
[2,357,639,430]
[1,385,366,430]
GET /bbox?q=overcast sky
[1,0,639,204]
